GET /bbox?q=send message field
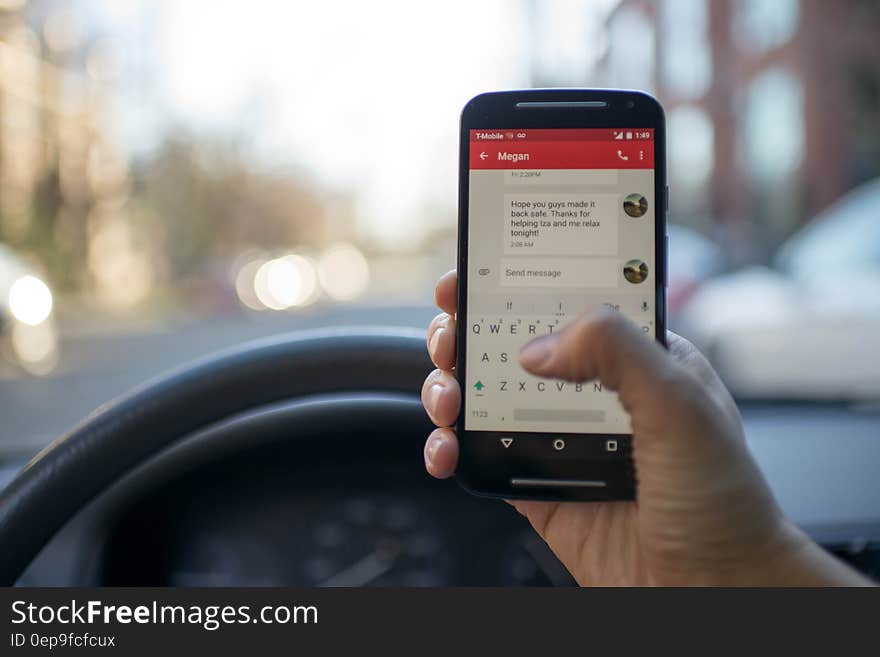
[500,258,619,288]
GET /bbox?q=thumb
[518,310,676,414]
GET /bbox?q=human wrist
[745,520,873,587]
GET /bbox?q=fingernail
[428,327,443,355]
[425,434,443,466]
[519,334,557,369]
[425,383,444,414]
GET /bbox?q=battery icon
[626,131,633,140]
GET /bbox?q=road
[0,305,435,460]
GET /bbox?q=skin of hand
[422,270,872,586]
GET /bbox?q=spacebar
[510,477,607,488]
[513,408,605,422]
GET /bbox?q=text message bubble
[504,193,618,256]
[500,258,620,288]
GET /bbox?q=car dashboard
[4,398,880,586]
[100,460,574,587]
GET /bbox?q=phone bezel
[454,89,667,501]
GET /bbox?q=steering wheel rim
[0,328,431,585]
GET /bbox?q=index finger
[434,269,457,315]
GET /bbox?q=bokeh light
[317,243,370,301]
[11,321,59,376]
[234,257,268,311]
[253,254,319,310]
[8,275,53,326]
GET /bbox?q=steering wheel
[0,328,433,585]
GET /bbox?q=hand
[422,270,870,586]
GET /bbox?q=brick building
[596,0,880,257]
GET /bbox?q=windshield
[1,0,879,457]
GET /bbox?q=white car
[0,244,58,375]
[681,178,880,400]
[666,224,727,318]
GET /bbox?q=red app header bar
[470,128,653,142]
[470,140,654,170]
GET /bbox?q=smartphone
[455,89,667,501]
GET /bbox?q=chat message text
[504,193,619,256]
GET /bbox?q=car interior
[2,329,878,587]
[0,1,878,588]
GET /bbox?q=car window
[1,0,879,456]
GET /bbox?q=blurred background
[0,0,878,458]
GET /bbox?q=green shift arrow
[474,380,485,391]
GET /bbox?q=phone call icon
[617,150,629,161]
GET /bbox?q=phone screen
[464,128,656,436]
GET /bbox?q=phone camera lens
[626,101,635,109]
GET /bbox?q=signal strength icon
[614,131,623,140]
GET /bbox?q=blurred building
[597,0,880,258]
[0,1,129,293]
[522,0,610,87]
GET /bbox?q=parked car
[666,223,727,319]
[680,178,880,400]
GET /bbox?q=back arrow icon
[500,438,513,448]
[479,151,488,161]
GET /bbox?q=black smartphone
[455,89,667,501]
